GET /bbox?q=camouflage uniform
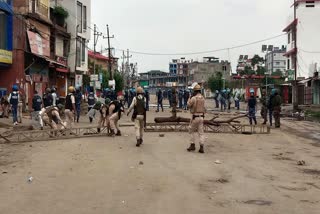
[272,94,282,128]
[260,94,268,124]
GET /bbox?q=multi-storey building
[265,46,287,75]
[283,0,320,79]
[0,0,13,96]
[60,0,91,79]
[188,57,231,84]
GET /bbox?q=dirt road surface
[1,108,320,214]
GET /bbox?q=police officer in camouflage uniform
[260,89,268,124]
[187,84,206,154]
[272,89,282,128]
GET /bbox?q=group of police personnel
[5,83,282,153]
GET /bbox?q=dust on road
[0,112,320,214]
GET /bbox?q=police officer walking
[8,85,19,125]
[65,86,76,129]
[178,89,183,109]
[87,87,96,123]
[214,90,220,108]
[187,84,206,154]
[127,87,147,147]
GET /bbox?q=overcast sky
[91,0,294,73]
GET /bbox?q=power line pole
[103,25,114,80]
[93,24,102,75]
[125,49,132,87]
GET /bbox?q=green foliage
[53,6,69,18]
[208,72,228,92]
[240,66,255,76]
[271,70,283,76]
[251,54,264,67]
[257,66,266,76]
[100,69,124,92]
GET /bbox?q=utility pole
[124,49,132,87]
[293,0,298,110]
[93,24,102,75]
[103,25,114,80]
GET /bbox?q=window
[83,6,87,30]
[77,1,82,33]
[76,38,81,67]
[306,1,315,7]
[81,38,86,62]
[63,40,69,57]
[276,62,280,65]
[0,11,7,49]
[288,32,291,44]
[287,59,290,70]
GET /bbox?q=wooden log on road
[154,115,247,126]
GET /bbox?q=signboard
[90,74,99,81]
[27,31,50,57]
[75,74,83,88]
[0,49,12,64]
[95,81,101,89]
[288,70,295,81]
[56,56,67,66]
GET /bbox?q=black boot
[116,130,121,136]
[136,139,142,147]
[187,143,196,152]
[109,130,115,137]
[199,145,204,154]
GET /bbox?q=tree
[251,54,264,67]
[257,66,266,76]
[101,69,124,92]
[208,72,228,92]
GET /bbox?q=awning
[283,19,297,32]
[45,57,67,68]
[298,78,312,84]
[56,67,69,73]
[283,48,297,57]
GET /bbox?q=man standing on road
[184,89,190,110]
[144,88,150,111]
[178,89,183,109]
[156,88,163,112]
[268,89,275,127]
[87,87,96,123]
[234,90,240,110]
[214,90,220,108]
[220,90,226,112]
[75,87,82,123]
[272,89,282,128]
[127,87,147,147]
[247,88,257,125]
[260,89,268,124]
[65,86,76,129]
[8,85,19,125]
[187,84,206,154]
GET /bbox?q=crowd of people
[0,83,283,153]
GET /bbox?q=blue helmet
[12,85,19,91]
[249,88,255,93]
[271,88,277,95]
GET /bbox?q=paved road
[1,107,320,214]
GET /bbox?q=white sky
[90,0,294,73]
